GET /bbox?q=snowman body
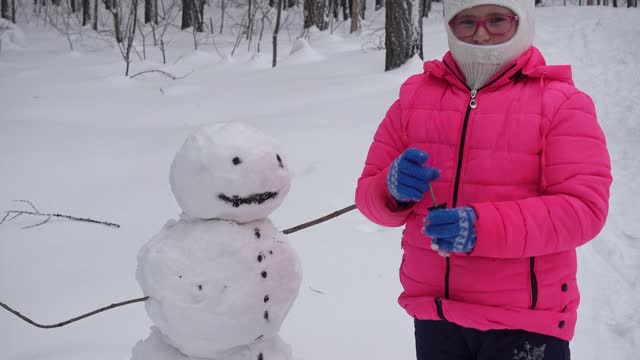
[134,123,301,360]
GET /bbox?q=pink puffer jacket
[355,47,612,341]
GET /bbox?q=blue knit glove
[424,207,477,254]
[387,148,440,204]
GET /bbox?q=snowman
[131,122,302,360]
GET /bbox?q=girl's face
[450,5,518,45]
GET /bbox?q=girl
[355,0,612,359]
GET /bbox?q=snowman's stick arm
[0,296,149,329]
[282,204,357,235]
[1,200,120,229]
[0,204,359,329]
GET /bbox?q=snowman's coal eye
[276,154,284,168]
[232,157,242,165]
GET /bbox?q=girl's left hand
[424,207,477,254]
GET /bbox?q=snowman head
[170,122,290,223]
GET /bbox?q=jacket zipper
[443,90,476,304]
[530,257,538,309]
[436,62,517,312]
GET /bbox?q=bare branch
[24,216,52,229]
[0,297,148,329]
[283,204,357,235]
[310,287,326,295]
[14,200,40,214]
[1,202,121,229]
[129,69,194,80]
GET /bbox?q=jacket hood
[423,46,574,89]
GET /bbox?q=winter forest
[1,0,639,359]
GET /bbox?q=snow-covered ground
[1,3,638,360]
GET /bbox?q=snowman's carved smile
[218,191,279,208]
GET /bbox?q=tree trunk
[2,0,10,19]
[385,0,423,71]
[93,0,98,30]
[82,0,91,25]
[195,0,204,32]
[350,0,358,33]
[586,0,594,5]
[145,0,152,23]
[612,0,617,6]
[247,0,253,39]
[11,0,15,22]
[219,0,225,33]
[272,0,282,67]
[341,0,348,20]
[421,0,431,16]
[181,0,192,29]
[113,0,123,42]
[103,0,111,11]
[287,0,296,7]
[71,0,77,13]
[303,0,328,30]
[375,0,383,10]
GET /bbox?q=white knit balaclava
[444,0,535,90]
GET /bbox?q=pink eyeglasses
[449,14,519,39]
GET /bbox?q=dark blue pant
[414,319,570,360]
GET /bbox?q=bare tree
[82,0,91,25]
[116,0,139,75]
[10,0,15,22]
[181,0,192,29]
[304,0,328,31]
[93,0,98,29]
[272,0,282,67]
[144,0,153,23]
[152,0,182,63]
[385,0,423,71]
[375,0,383,10]
[219,0,224,33]
[1,0,9,21]
[194,0,204,31]
[350,0,358,33]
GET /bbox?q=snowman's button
[255,228,261,239]
[264,294,270,303]
[263,310,269,321]
[261,271,268,279]
[258,353,264,360]
[257,254,264,262]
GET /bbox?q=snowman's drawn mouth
[218,192,279,208]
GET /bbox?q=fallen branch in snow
[129,69,194,80]
[282,204,357,235]
[0,200,120,229]
[0,297,149,329]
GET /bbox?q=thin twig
[0,297,149,329]
[15,200,40,213]
[129,69,194,80]
[283,204,357,235]
[309,287,326,295]
[1,200,120,229]
[24,216,52,229]
[0,210,120,229]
